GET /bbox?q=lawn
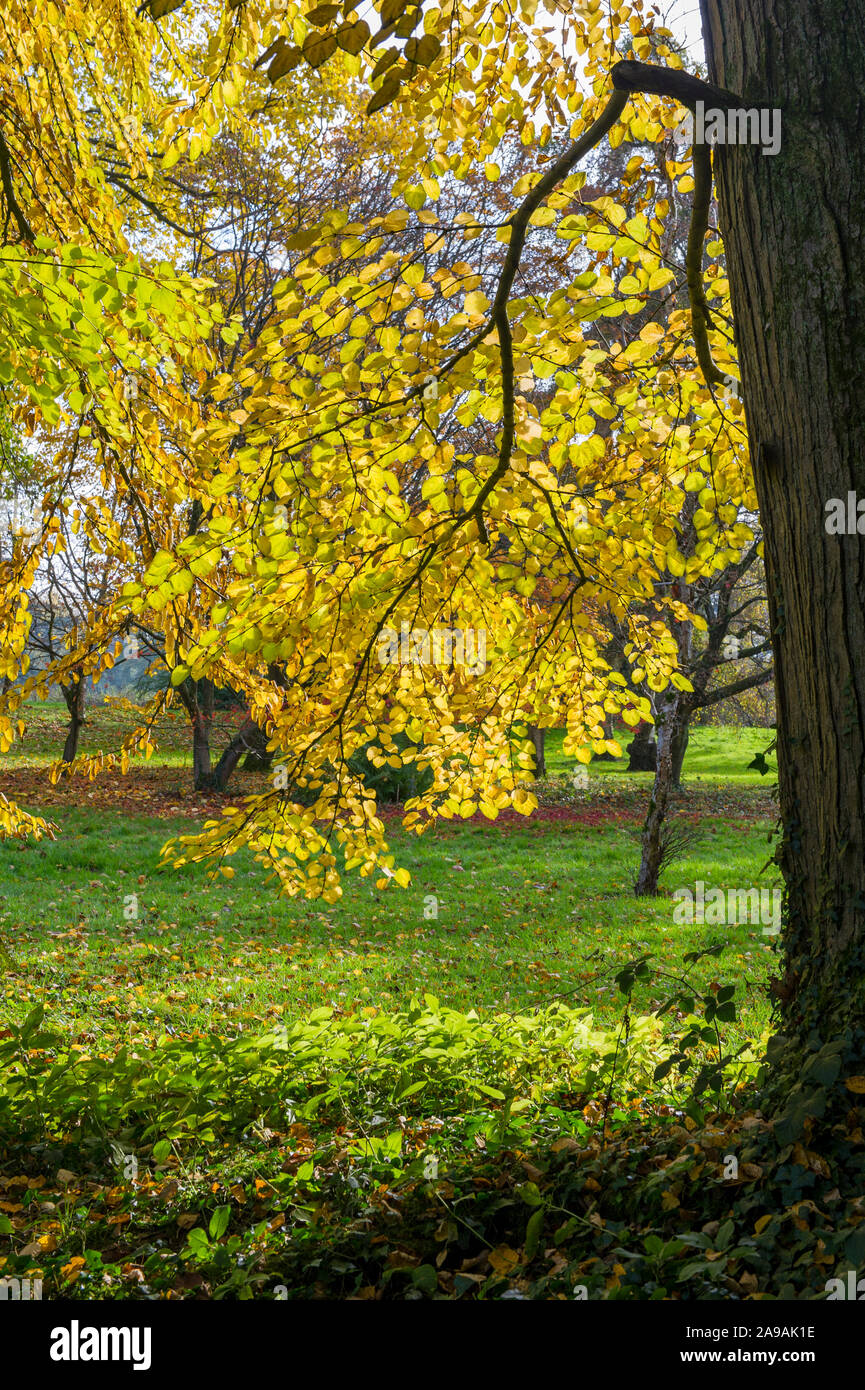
[0,703,780,1045]
[0,702,788,1301]
[1,803,779,1046]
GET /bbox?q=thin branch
[611,60,743,392]
[695,667,774,710]
[467,87,630,539]
[0,129,33,241]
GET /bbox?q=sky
[661,1,706,64]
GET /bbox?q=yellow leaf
[648,267,674,290]
[464,291,489,316]
[488,1245,519,1275]
[61,1256,86,1283]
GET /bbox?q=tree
[633,532,774,893]
[188,0,865,1086]
[0,4,751,880]
[694,0,865,1090]
[603,533,773,780]
[9,1,858,1102]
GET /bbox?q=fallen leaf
[61,1256,86,1283]
[488,1245,519,1276]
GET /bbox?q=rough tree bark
[699,0,865,1070]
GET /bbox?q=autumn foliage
[0,0,754,898]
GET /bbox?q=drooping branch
[466,87,630,541]
[685,140,729,387]
[467,60,744,540]
[612,61,742,391]
[265,62,738,537]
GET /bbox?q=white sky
[661,1,706,64]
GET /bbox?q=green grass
[0,709,787,1300]
[0,802,779,1051]
[542,723,776,784]
[0,703,780,1049]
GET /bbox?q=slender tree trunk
[178,677,215,790]
[192,679,215,790]
[634,692,682,895]
[701,0,865,1070]
[528,725,546,779]
[60,676,86,769]
[211,666,284,789]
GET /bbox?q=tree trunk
[178,677,215,790]
[700,1,865,1071]
[60,676,86,769]
[211,715,261,791]
[671,719,690,787]
[528,725,546,779]
[634,692,682,895]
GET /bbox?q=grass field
[0,803,780,1045]
[0,702,786,1300]
[0,702,780,1045]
